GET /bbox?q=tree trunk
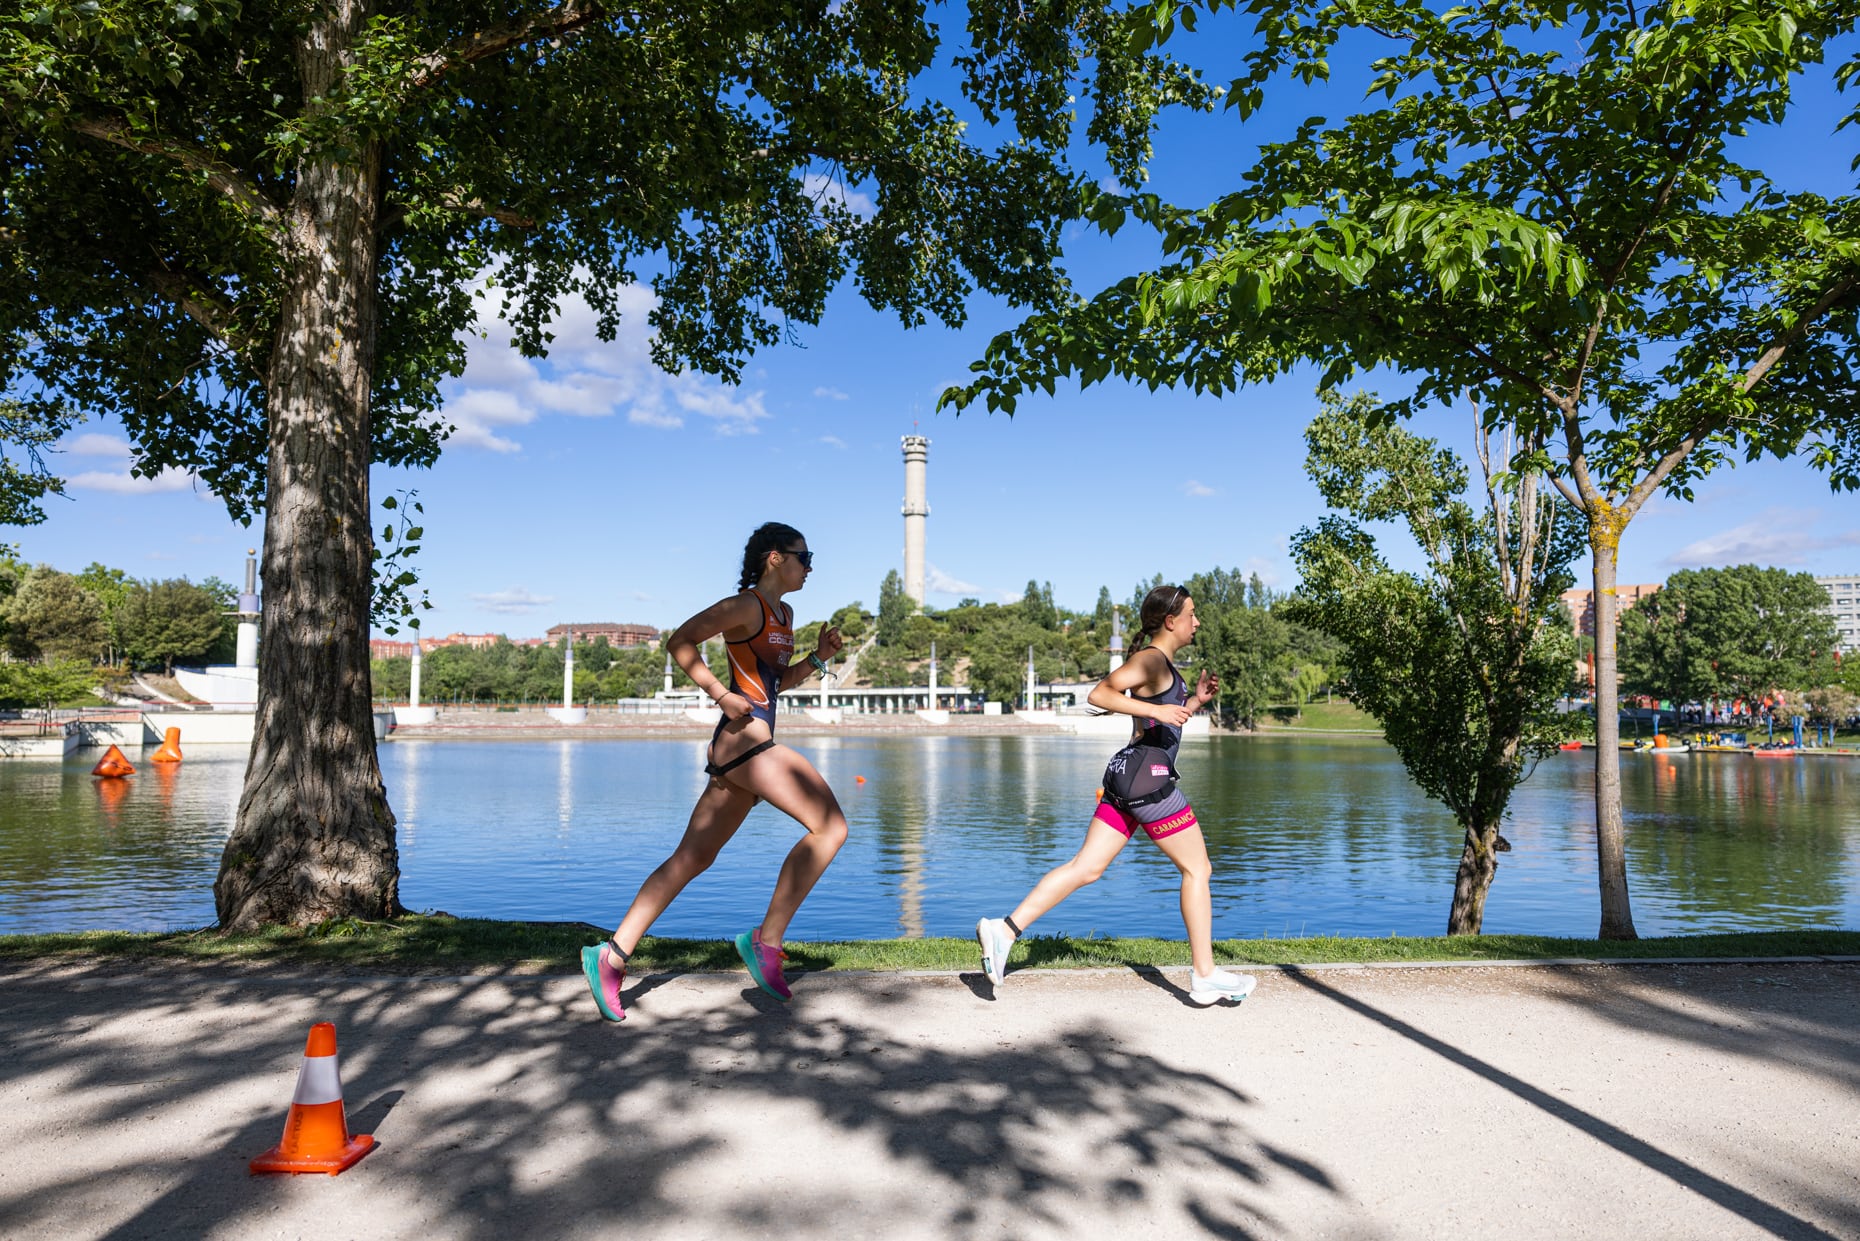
[1589,538,1637,939]
[214,0,398,929]
[1447,822,1500,935]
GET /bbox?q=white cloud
[1242,557,1283,588]
[469,587,557,615]
[813,386,850,401]
[439,280,769,451]
[800,171,875,218]
[1183,480,1217,497]
[63,433,133,459]
[1667,513,1860,568]
[927,564,981,595]
[66,467,195,495]
[55,432,201,494]
[819,435,847,450]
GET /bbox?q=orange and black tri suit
[705,588,793,779]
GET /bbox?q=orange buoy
[150,727,183,763]
[91,745,136,778]
[855,775,866,785]
[249,1023,376,1176]
[1095,787,1104,802]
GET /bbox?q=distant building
[1816,573,1860,653]
[545,622,659,648]
[1560,584,1662,637]
[368,632,506,661]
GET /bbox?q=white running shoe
[976,917,1016,986]
[1189,968,1258,1006]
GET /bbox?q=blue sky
[11,15,1859,636]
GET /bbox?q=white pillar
[663,653,674,696]
[901,436,929,610]
[235,548,260,669]
[410,643,423,707]
[562,628,575,708]
[1108,606,1125,673]
[1026,644,1037,709]
[928,641,938,709]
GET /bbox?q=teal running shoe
[735,930,793,1001]
[581,943,627,1022]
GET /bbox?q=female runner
[583,522,846,1019]
[975,584,1255,1005]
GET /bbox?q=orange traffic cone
[91,745,135,778]
[150,727,183,763]
[249,1023,376,1175]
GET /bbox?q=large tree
[946,0,1860,938]
[2,564,105,662]
[119,577,229,674]
[1290,392,1583,934]
[1620,564,1841,706]
[3,0,1205,926]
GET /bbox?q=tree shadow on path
[0,967,1356,1241]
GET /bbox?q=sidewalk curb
[3,954,1853,988]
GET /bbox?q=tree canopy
[1620,564,1841,705]
[3,0,1211,514]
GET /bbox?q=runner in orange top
[582,522,845,1018]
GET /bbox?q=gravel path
[2,959,1855,1240]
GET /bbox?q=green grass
[1255,699,1381,732]
[1,915,1853,974]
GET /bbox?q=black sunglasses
[783,548,814,569]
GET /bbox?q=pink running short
[1093,798,1199,842]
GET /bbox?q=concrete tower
[901,435,929,609]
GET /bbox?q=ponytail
[1128,584,1189,655]
[738,522,805,589]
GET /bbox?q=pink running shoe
[580,942,627,1022]
[735,930,792,1001]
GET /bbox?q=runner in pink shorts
[975,584,1257,1006]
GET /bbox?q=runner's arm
[1087,650,1182,721]
[667,594,762,705]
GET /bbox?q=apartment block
[1817,574,1860,653]
[1559,583,1663,637]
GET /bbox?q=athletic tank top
[723,589,793,729]
[1127,650,1188,763]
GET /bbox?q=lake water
[2,735,1856,939]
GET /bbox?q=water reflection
[1,737,1854,938]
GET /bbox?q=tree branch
[144,267,261,367]
[1616,269,1860,519]
[69,117,283,232]
[435,192,536,228]
[1737,272,1860,395]
[408,0,610,90]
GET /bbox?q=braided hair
[738,522,805,589]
